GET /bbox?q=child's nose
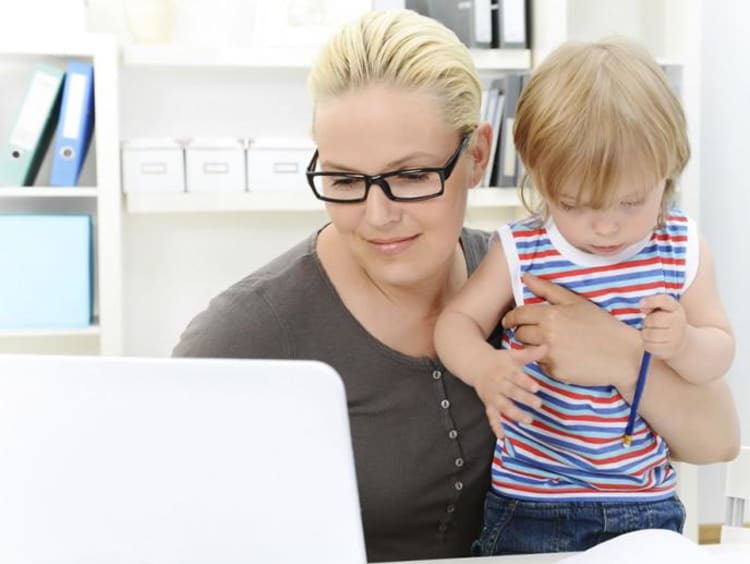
[592,214,619,237]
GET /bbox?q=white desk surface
[388,543,750,564]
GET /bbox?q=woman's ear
[468,122,493,187]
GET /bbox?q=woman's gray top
[173,227,496,563]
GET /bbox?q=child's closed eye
[621,199,645,208]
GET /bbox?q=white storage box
[246,138,314,192]
[185,138,247,193]
[121,139,185,193]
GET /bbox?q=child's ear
[468,122,493,187]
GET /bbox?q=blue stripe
[495,211,688,499]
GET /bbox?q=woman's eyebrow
[320,151,439,173]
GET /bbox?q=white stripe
[497,225,525,306]
[683,215,699,292]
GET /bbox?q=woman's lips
[367,234,419,255]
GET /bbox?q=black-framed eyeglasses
[305,135,470,203]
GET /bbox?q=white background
[1,0,746,527]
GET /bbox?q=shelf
[0,187,98,198]
[469,49,531,71]
[468,187,521,207]
[122,45,318,69]
[121,45,531,71]
[0,34,113,59]
[0,325,100,339]
[125,187,521,214]
[126,191,323,213]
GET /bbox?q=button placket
[431,361,468,531]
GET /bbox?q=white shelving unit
[122,43,531,72]
[0,34,123,356]
[120,43,528,215]
[0,187,98,198]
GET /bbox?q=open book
[556,529,727,563]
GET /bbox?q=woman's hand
[500,273,740,463]
[501,273,641,394]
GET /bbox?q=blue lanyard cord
[622,350,652,447]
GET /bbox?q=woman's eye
[558,201,576,211]
[331,177,358,187]
[397,172,429,182]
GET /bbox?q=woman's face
[312,84,486,290]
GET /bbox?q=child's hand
[640,294,687,360]
[473,346,545,440]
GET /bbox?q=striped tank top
[492,209,698,502]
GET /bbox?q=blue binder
[49,61,95,187]
[0,215,92,329]
[0,64,64,186]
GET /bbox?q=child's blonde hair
[514,37,690,219]
[308,9,481,139]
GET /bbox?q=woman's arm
[643,234,734,384]
[501,273,740,464]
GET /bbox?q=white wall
[699,0,750,523]
[97,0,749,525]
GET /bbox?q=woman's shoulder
[172,232,326,358]
[461,226,491,273]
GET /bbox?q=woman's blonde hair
[308,9,481,138]
[514,37,690,219]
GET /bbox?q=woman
[174,9,739,562]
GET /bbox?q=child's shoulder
[657,208,695,236]
[504,215,545,234]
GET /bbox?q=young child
[434,38,735,555]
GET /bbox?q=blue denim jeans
[472,490,686,556]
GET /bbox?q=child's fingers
[640,294,678,313]
[489,393,533,425]
[509,344,547,366]
[501,401,534,426]
[486,407,505,440]
[505,370,542,408]
[642,310,674,330]
[642,326,670,344]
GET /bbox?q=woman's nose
[363,180,400,226]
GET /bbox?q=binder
[0,214,92,329]
[515,72,531,185]
[49,61,95,187]
[497,0,530,49]
[0,64,65,187]
[482,78,504,187]
[406,0,492,48]
[497,72,522,187]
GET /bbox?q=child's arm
[435,238,544,438]
[641,233,734,384]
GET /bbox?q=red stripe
[491,479,675,495]
[527,419,621,445]
[504,438,661,468]
[582,281,681,298]
[610,307,641,316]
[514,228,547,237]
[533,378,623,405]
[653,233,687,242]
[518,249,560,261]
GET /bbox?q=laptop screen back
[0,355,367,564]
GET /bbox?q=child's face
[547,178,666,256]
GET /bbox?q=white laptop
[0,355,367,564]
